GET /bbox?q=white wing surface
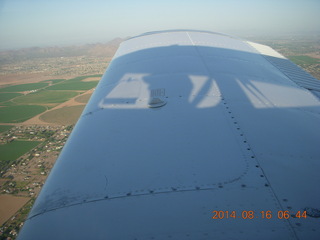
[18,30,320,240]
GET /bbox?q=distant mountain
[0,38,124,64]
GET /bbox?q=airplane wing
[17,30,320,240]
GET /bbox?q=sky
[0,0,319,50]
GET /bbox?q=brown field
[0,73,50,87]
[0,195,30,226]
[39,105,86,125]
[0,73,77,88]
[81,77,101,82]
[75,93,92,103]
[305,52,320,59]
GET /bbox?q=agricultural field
[0,140,40,166]
[288,55,320,66]
[0,195,30,226]
[75,93,92,103]
[0,105,47,123]
[0,93,22,102]
[0,75,100,124]
[45,81,97,91]
[12,90,79,105]
[0,82,49,92]
[42,79,65,84]
[0,125,13,133]
[45,75,101,91]
[40,105,86,125]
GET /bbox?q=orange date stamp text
[211,210,307,220]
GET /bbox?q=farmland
[40,105,86,125]
[288,55,320,66]
[13,90,79,105]
[0,125,13,133]
[45,80,98,91]
[0,141,40,167]
[45,75,100,91]
[0,75,100,124]
[0,195,30,226]
[75,93,92,103]
[0,82,49,92]
[0,93,22,102]
[42,79,65,84]
[0,105,47,123]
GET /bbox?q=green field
[45,81,98,91]
[45,75,101,91]
[0,82,49,92]
[13,90,79,104]
[0,105,47,123]
[42,79,65,84]
[288,55,320,66]
[0,125,13,133]
[0,140,40,164]
[0,75,99,124]
[0,101,17,107]
[0,93,23,102]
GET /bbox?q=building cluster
[0,125,73,197]
[0,56,107,77]
[0,125,74,239]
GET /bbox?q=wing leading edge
[18,30,320,240]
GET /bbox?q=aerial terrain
[0,34,319,239]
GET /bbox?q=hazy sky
[0,0,319,50]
